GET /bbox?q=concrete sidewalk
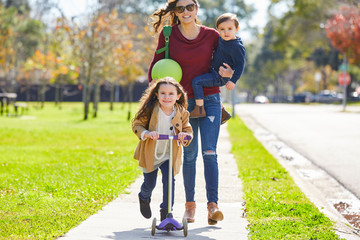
[60,124,249,240]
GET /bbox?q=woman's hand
[149,78,158,86]
[219,63,234,78]
[144,131,159,140]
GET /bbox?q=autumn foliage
[325,6,360,64]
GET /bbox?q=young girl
[132,77,193,221]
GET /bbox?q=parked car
[254,95,269,104]
[315,90,342,103]
[350,92,360,102]
[293,92,315,103]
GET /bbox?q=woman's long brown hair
[148,0,201,33]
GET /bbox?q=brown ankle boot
[221,107,231,125]
[190,105,206,118]
[207,202,224,225]
[183,201,196,223]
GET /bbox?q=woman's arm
[219,63,234,78]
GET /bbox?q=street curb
[238,112,360,240]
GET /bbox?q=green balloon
[151,59,182,82]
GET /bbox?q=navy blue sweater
[211,37,246,84]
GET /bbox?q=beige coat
[132,102,193,175]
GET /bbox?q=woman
[148,0,233,225]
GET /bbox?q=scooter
[151,134,191,237]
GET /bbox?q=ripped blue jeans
[183,93,221,203]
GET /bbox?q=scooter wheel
[151,218,156,236]
[182,218,188,237]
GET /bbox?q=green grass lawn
[228,116,342,239]
[348,101,360,106]
[0,102,141,239]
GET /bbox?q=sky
[242,0,270,41]
[56,0,98,18]
[244,0,270,30]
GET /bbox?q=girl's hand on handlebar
[178,132,189,143]
[145,131,159,140]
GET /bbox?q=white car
[254,95,269,104]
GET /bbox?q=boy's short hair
[216,13,239,29]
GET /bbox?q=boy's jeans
[192,69,230,100]
[183,93,221,203]
[139,160,175,210]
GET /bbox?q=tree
[309,47,342,90]
[57,8,146,120]
[5,0,30,14]
[325,5,360,64]
[23,50,56,106]
[244,0,360,96]
[50,19,79,107]
[0,5,17,92]
[244,21,288,101]
[270,0,338,59]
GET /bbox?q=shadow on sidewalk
[106,225,221,239]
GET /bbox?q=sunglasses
[174,3,196,13]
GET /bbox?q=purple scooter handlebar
[158,134,192,141]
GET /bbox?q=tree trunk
[321,69,327,90]
[55,83,59,105]
[127,82,135,121]
[83,83,90,120]
[37,83,45,108]
[40,83,46,108]
[93,82,100,118]
[59,84,63,110]
[83,24,95,120]
[26,83,31,102]
[109,83,114,111]
[274,77,280,103]
[127,102,131,121]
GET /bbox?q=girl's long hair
[132,77,188,128]
[149,0,201,33]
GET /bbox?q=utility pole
[342,54,347,111]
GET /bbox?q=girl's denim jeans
[183,93,221,203]
[138,160,175,210]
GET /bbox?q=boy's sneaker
[160,208,167,221]
[190,105,206,118]
[221,107,231,125]
[139,196,151,219]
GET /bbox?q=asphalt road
[235,104,360,199]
